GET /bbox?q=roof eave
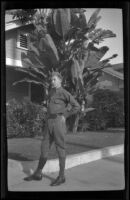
[102,69,124,80]
[5,21,32,31]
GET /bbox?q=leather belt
[48,113,63,119]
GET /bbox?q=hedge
[6,98,47,138]
[81,89,124,131]
[6,89,125,136]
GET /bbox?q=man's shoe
[24,172,43,181]
[50,176,66,186]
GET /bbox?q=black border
[1,1,130,200]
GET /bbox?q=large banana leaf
[64,9,71,24]
[79,13,87,29]
[21,46,56,71]
[71,59,78,84]
[13,67,39,79]
[13,66,47,86]
[86,16,101,34]
[71,58,85,96]
[83,54,117,89]
[29,42,40,57]
[88,29,116,44]
[41,49,59,68]
[20,53,48,79]
[53,9,71,38]
[89,54,118,74]
[70,8,87,28]
[70,12,80,28]
[21,52,46,71]
[84,45,109,69]
[21,51,42,68]
[33,54,45,67]
[21,57,34,67]
[39,33,59,61]
[84,53,118,94]
[87,8,101,29]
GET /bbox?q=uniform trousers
[40,114,66,160]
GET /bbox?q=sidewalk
[8,144,124,191]
[8,153,125,191]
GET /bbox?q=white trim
[6,22,22,31]
[6,57,23,67]
[5,21,31,31]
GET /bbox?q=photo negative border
[1,0,129,200]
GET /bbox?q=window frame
[16,30,29,51]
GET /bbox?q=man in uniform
[24,71,80,186]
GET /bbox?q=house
[98,63,124,94]
[5,13,44,104]
[5,12,124,104]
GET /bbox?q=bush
[6,98,47,138]
[84,89,124,130]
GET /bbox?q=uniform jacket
[47,87,80,118]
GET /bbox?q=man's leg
[24,156,48,181]
[59,156,66,178]
[50,116,66,186]
[24,123,53,181]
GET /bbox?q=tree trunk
[72,113,80,134]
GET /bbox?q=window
[17,31,29,50]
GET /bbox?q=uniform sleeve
[63,89,80,118]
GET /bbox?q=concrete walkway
[8,154,125,191]
[8,144,124,191]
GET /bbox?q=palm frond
[87,8,101,29]
[29,42,40,56]
[21,52,47,71]
[21,59,47,78]
[33,55,45,66]
[30,66,47,78]
[13,66,47,84]
[12,78,49,88]
[13,67,38,78]
[89,54,118,74]
[91,29,116,44]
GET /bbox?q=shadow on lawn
[8,152,34,161]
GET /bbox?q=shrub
[6,98,47,138]
[84,89,124,130]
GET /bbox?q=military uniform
[41,86,80,159]
[24,77,80,186]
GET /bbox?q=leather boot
[50,175,66,186]
[50,157,66,186]
[24,157,47,181]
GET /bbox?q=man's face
[51,75,62,88]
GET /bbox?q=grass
[8,129,124,161]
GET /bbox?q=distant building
[99,63,124,93]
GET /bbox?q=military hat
[51,71,63,81]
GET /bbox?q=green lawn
[8,130,124,161]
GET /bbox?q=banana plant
[10,8,117,133]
